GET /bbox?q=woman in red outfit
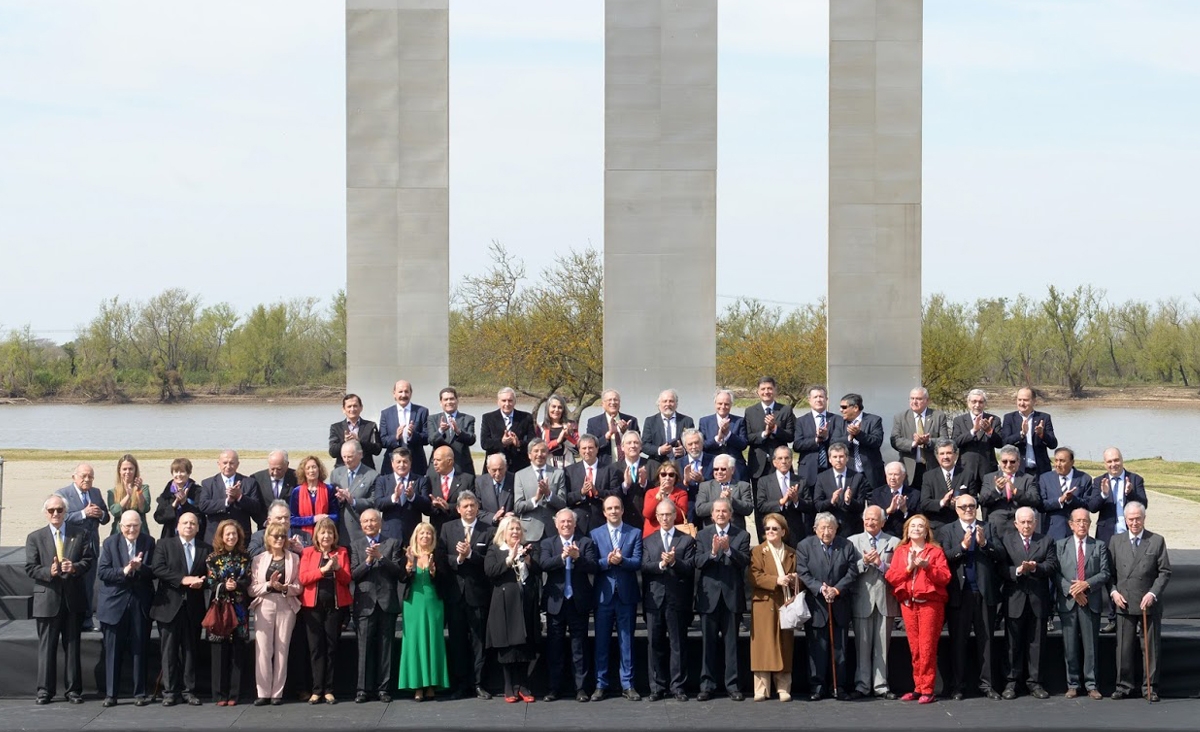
[885,514,951,704]
[298,518,353,704]
[640,463,688,537]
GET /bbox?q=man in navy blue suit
[373,448,430,547]
[641,389,695,462]
[540,509,598,702]
[641,498,696,701]
[585,389,640,468]
[743,377,794,483]
[96,511,156,707]
[197,450,262,545]
[480,387,538,474]
[698,389,749,480]
[1000,388,1058,478]
[55,463,110,631]
[590,495,643,701]
[379,379,430,476]
[1087,447,1148,633]
[793,385,845,488]
[1038,448,1092,543]
[838,393,886,490]
[676,428,714,521]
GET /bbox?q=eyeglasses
[712,466,729,472]
[999,459,1018,465]
[269,535,286,541]
[46,507,64,514]
[763,526,781,532]
[838,404,851,410]
[956,504,977,511]
[659,472,677,478]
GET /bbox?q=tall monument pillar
[604,0,718,413]
[827,0,922,422]
[345,0,450,407]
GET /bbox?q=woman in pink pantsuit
[248,525,301,705]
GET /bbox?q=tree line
[3,245,1197,412]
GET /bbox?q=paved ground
[2,695,1198,731]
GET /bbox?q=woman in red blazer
[641,463,689,537]
[885,514,951,704]
[299,517,352,704]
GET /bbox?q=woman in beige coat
[748,513,798,701]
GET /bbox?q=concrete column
[604,0,718,414]
[346,0,449,408]
[827,0,922,429]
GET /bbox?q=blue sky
[1,0,1197,339]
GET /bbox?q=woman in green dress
[397,522,450,700]
[107,454,151,534]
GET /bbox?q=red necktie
[1076,540,1086,581]
[586,466,594,484]
[441,475,451,500]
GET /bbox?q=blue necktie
[818,414,828,468]
[564,541,574,599]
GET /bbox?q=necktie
[1005,476,1013,502]
[663,531,671,550]
[945,471,953,494]
[273,479,281,499]
[1115,477,1127,533]
[914,414,925,464]
[185,541,194,572]
[824,543,832,559]
[610,417,620,460]
[837,473,844,494]
[80,489,89,507]
[764,405,773,418]
[563,540,574,599]
[585,466,594,487]
[505,413,512,430]
[1023,537,1030,553]
[1076,540,1086,581]
[348,469,356,484]
[441,475,451,500]
[1134,536,1141,549]
[494,481,503,502]
[1060,475,1068,495]
[665,418,673,443]
[611,527,620,549]
[398,477,408,504]
[225,476,233,489]
[537,468,544,484]
[869,535,877,551]
[817,414,828,468]
[54,529,64,560]
[967,524,977,550]
[629,464,637,485]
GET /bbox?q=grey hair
[814,511,839,529]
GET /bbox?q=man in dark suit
[55,462,109,630]
[1038,447,1092,542]
[1107,501,1170,702]
[980,446,1041,537]
[439,491,496,700]
[698,454,755,531]
[197,450,262,545]
[539,509,598,702]
[330,440,381,546]
[373,448,430,547]
[480,387,537,473]
[838,393,886,490]
[379,379,430,476]
[641,498,696,701]
[476,453,515,527]
[612,431,657,531]
[699,389,749,480]
[248,450,298,530]
[349,508,403,703]
[755,446,809,545]
[563,434,616,535]
[694,498,750,702]
[96,511,157,706]
[590,495,643,701]
[919,438,972,531]
[812,442,867,536]
[25,494,94,704]
[676,428,714,521]
[585,389,640,468]
[328,393,384,470]
[997,507,1058,699]
[1055,508,1110,699]
[797,512,860,700]
[1087,447,1148,633]
[427,386,478,475]
[744,377,795,484]
[641,389,694,462]
[999,387,1058,476]
[871,462,921,538]
[890,387,951,490]
[424,445,472,532]
[793,385,845,488]
[937,494,1004,700]
[951,389,1003,495]
[150,510,209,706]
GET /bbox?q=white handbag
[779,578,811,629]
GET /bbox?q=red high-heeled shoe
[518,689,536,703]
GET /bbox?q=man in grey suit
[1107,502,1170,702]
[513,439,567,542]
[55,462,109,630]
[330,439,380,547]
[695,454,754,530]
[349,508,403,703]
[1055,508,1110,699]
[476,453,515,527]
[890,387,951,491]
[848,505,900,700]
[428,386,478,475]
[25,494,94,704]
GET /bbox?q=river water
[0,401,1196,462]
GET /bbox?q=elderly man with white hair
[696,453,754,531]
[997,506,1058,700]
[847,504,900,699]
[951,389,1003,495]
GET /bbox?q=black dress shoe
[134,696,150,707]
[355,692,368,703]
[254,698,270,706]
[544,692,559,702]
[162,696,177,707]
[1001,687,1017,700]
[475,688,493,700]
[729,690,745,702]
[848,690,865,700]
[271,698,283,706]
[880,691,897,701]
[1030,687,1049,700]
[35,696,51,705]
[103,697,117,707]
[576,691,590,702]
[378,693,392,703]
[696,690,711,702]
[646,691,662,702]
[985,689,1001,700]
[674,692,688,701]
[1111,690,1128,700]
[951,692,965,701]
[1100,621,1116,634]
[809,693,822,702]
[68,693,85,704]
[590,688,607,702]
[835,690,850,701]
[1147,692,1160,703]
[184,694,202,706]
[623,688,641,701]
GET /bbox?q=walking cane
[1142,605,1153,701]
[826,598,837,697]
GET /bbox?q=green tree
[1042,285,1102,397]
[921,294,984,409]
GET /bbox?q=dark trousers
[211,640,246,702]
[356,610,398,694]
[946,592,996,694]
[645,603,688,694]
[159,613,200,697]
[1115,610,1161,694]
[1060,604,1100,691]
[699,604,740,694]
[446,602,488,692]
[805,620,848,696]
[1005,604,1045,689]
[36,607,82,699]
[102,610,149,699]
[301,605,345,695]
[545,599,588,694]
